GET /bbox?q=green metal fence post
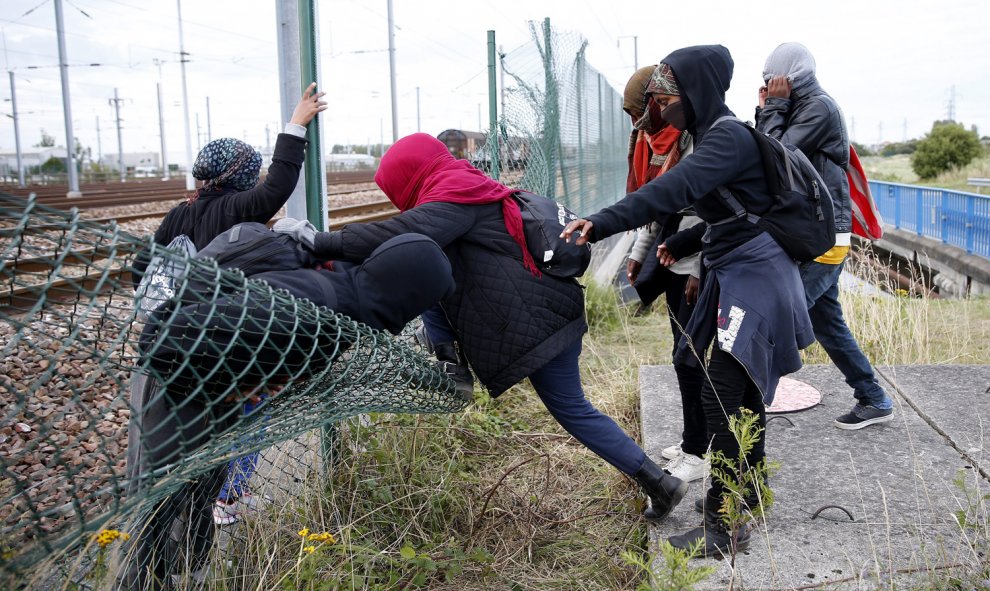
[542,18,557,199]
[597,73,605,205]
[576,44,585,212]
[487,30,500,181]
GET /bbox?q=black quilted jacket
[313,200,588,396]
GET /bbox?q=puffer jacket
[312,200,587,397]
[755,80,851,235]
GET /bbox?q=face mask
[660,101,690,131]
[633,96,667,135]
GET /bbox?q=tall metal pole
[8,71,24,187]
[53,0,80,195]
[111,88,125,182]
[415,86,420,132]
[275,0,307,222]
[499,44,506,121]
[486,30,499,181]
[177,0,195,190]
[386,0,398,142]
[296,0,327,229]
[633,36,638,70]
[205,96,212,141]
[95,116,102,169]
[156,82,170,180]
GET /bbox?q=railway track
[1,196,399,313]
[0,171,378,211]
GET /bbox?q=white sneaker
[661,442,683,461]
[213,500,240,526]
[665,453,708,483]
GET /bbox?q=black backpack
[513,191,592,278]
[183,222,320,296]
[711,117,836,262]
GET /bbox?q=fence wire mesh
[0,194,465,588]
[483,20,629,214]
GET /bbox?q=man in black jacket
[563,44,815,557]
[757,42,894,430]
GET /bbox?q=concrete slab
[640,364,990,590]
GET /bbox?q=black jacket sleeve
[312,202,475,262]
[756,95,839,164]
[222,133,307,222]
[663,223,706,261]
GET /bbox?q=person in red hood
[276,132,687,522]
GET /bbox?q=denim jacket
[755,80,851,236]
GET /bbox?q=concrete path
[640,364,990,590]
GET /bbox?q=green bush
[911,122,983,179]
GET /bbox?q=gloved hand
[272,217,318,250]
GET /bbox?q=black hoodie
[587,45,775,261]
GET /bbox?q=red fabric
[847,145,884,240]
[374,133,541,275]
[627,126,683,192]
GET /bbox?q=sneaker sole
[834,413,894,431]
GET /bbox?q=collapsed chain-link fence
[479,19,629,215]
[0,194,466,588]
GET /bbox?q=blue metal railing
[869,180,990,258]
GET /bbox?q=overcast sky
[1,0,988,166]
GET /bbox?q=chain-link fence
[480,19,630,215]
[0,194,465,588]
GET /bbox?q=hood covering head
[658,45,734,139]
[763,42,816,88]
[622,65,658,116]
[374,133,541,275]
[192,138,263,192]
[352,233,454,335]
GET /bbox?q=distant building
[101,152,161,172]
[326,153,377,170]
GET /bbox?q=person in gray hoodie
[757,42,894,430]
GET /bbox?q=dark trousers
[700,347,766,503]
[664,273,709,458]
[120,374,235,590]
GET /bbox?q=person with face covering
[622,65,710,485]
[562,45,815,557]
[275,132,688,523]
[757,42,894,430]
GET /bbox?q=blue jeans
[217,396,268,501]
[528,339,647,476]
[800,260,891,409]
[421,310,647,475]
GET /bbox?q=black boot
[693,486,769,513]
[634,457,687,520]
[672,495,752,558]
[434,342,474,402]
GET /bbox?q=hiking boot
[634,456,687,520]
[834,404,893,430]
[665,452,708,483]
[213,492,266,526]
[434,342,474,402]
[671,497,751,558]
[661,442,683,461]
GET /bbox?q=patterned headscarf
[192,138,263,192]
[646,63,680,96]
[623,65,657,116]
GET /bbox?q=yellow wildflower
[93,529,130,548]
[307,532,336,544]
[298,528,310,538]
[303,545,316,554]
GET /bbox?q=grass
[59,265,989,590]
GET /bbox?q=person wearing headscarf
[275,132,688,523]
[757,42,894,429]
[622,64,710,485]
[563,45,815,557]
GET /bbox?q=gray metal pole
[275,0,307,222]
[53,0,80,195]
[633,36,638,71]
[416,86,420,132]
[9,71,24,187]
[386,0,398,142]
[177,0,195,190]
[95,116,101,169]
[111,88,125,182]
[487,30,499,181]
[157,82,170,180]
[206,96,212,141]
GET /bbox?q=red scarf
[626,125,683,192]
[374,133,540,275]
